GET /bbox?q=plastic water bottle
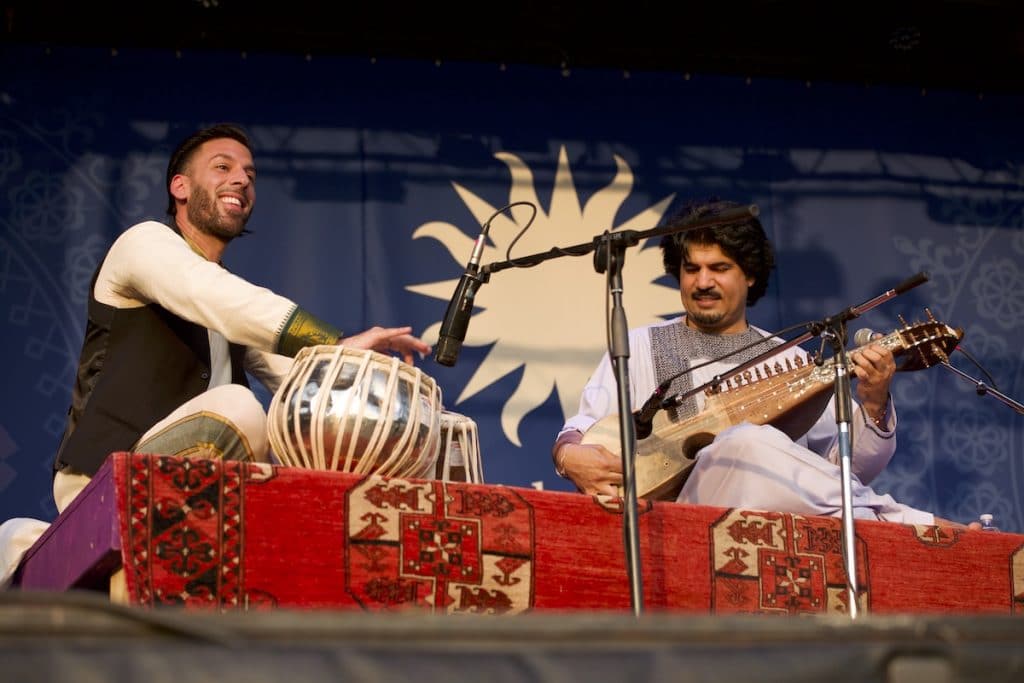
[979,513,999,532]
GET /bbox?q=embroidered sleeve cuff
[275,306,343,357]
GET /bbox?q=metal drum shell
[268,345,442,478]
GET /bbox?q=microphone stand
[481,204,761,617]
[796,272,929,620]
[818,319,860,619]
[938,362,1024,415]
[593,231,644,617]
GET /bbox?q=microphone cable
[953,343,1001,392]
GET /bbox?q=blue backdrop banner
[1,45,1021,531]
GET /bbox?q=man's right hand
[556,441,624,497]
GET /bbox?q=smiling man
[0,123,431,582]
[551,198,971,528]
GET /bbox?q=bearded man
[0,124,430,582]
[553,198,975,528]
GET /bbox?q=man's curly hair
[659,198,775,306]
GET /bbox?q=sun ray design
[408,147,679,445]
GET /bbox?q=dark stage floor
[2,590,1023,682]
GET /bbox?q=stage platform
[2,590,1024,682]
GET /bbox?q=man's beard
[686,291,726,328]
[187,186,249,241]
[686,309,726,328]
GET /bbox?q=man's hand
[555,437,623,497]
[342,326,431,365]
[850,342,895,422]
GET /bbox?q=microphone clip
[633,379,672,440]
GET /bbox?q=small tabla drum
[435,410,484,483]
[267,345,443,479]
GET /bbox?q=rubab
[581,312,963,501]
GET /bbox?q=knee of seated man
[208,384,265,422]
[209,382,260,406]
[708,423,790,460]
[157,384,269,463]
[211,384,268,456]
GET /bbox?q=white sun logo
[407,147,680,445]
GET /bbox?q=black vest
[54,247,249,476]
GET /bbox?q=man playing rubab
[553,198,974,528]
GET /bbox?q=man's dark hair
[659,198,775,306]
[165,123,252,216]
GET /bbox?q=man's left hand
[850,342,895,420]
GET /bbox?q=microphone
[892,270,930,295]
[633,378,673,440]
[853,327,882,347]
[814,271,931,337]
[434,228,488,367]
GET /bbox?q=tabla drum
[435,410,484,483]
[267,345,443,478]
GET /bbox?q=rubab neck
[705,327,924,437]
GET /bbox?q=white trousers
[0,384,269,586]
[676,423,934,525]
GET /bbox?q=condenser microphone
[633,378,673,440]
[853,328,882,347]
[434,228,488,367]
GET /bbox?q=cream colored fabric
[0,518,50,587]
[0,467,91,587]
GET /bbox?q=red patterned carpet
[100,453,1024,615]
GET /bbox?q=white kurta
[560,316,933,524]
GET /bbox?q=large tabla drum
[268,345,443,478]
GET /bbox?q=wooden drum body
[268,345,443,478]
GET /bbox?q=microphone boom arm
[939,362,1024,415]
[481,205,760,277]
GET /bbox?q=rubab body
[581,315,962,501]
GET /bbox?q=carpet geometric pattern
[107,453,1024,614]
